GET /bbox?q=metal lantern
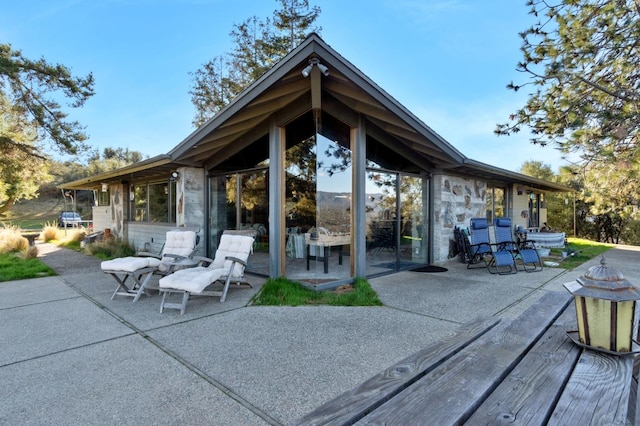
[563,256,640,354]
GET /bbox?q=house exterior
[61,34,571,288]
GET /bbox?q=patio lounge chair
[472,217,515,275]
[100,230,198,302]
[158,231,255,314]
[466,218,493,270]
[494,217,541,273]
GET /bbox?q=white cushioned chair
[101,230,198,302]
[158,231,255,314]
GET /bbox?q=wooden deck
[295,291,637,425]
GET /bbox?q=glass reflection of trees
[285,134,352,234]
[223,166,269,239]
[286,136,317,230]
[366,167,424,258]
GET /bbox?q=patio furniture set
[454,217,567,275]
[100,229,255,314]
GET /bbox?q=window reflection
[285,133,352,283]
[365,170,427,274]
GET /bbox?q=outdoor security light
[301,58,329,78]
[564,256,640,354]
[316,63,329,76]
[301,64,314,78]
[170,171,180,181]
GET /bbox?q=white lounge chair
[158,232,255,314]
[101,230,198,302]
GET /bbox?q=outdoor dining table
[305,234,350,274]
[295,291,637,425]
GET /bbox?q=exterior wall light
[564,256,640,354]
[170,171,180,181]
[301,58,329,78]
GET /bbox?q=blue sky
[2,0,570,173]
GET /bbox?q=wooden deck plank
[293,316,501,426]
[359,291,573,425]
[465,306,581,425]
[549,350,635,426]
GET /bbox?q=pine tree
[189,0,321,127]
[496,0,640,165]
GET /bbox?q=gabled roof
[60,33,572,193]
[168,33,467,170]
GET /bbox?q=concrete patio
[1,242,638,425]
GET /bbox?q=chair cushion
[101,257,161,272]
[495,218,511,227]
[211,234,253,276]
[470,218,488,230]
[163,231,197,258]
[159,267,226,293]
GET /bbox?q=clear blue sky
[2,0,570,173]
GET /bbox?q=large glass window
[284,133,352,284]
[96,190,110,206]
[486,187,505,221]
[130,181,176,223]
[209,168,269,275]
[365,168,427,275]
[149,182,169,222]
[133,185,147,222]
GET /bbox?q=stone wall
[433,172,487,262]
[176,167,205,230]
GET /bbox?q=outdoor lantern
[564,256,640,354]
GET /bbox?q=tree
[0,93,52,214]
[496,1,640,166]
[51,147,147,185]
[519,160,555,182]
[581,159,640,243]
[272,0,322,54]
[518,161,572,234]
[0,43,94,213]
[189,0,321,126]
[0,43,94,155]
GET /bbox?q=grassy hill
[2,193,70,230]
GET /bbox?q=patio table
[305,234,350,274]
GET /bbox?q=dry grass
[0,224,29,253]
[24,245,38,259]
[40,222,59,242]
[63,228,87,243]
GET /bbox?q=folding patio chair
[493,217,542,273]
[466,218,493,270]
[158,231,255,314]
[100,230,198,302]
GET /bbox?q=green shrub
[85,238,136,260]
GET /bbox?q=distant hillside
[1,192,80,230]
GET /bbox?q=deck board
[293,316,501,426]
[355,292,572,425]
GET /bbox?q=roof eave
[462,158,574,192]
[58,154,174,190]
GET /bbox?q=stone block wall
[176,167,205,230]
[432,172,487,262]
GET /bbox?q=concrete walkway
[1,242,638,425]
